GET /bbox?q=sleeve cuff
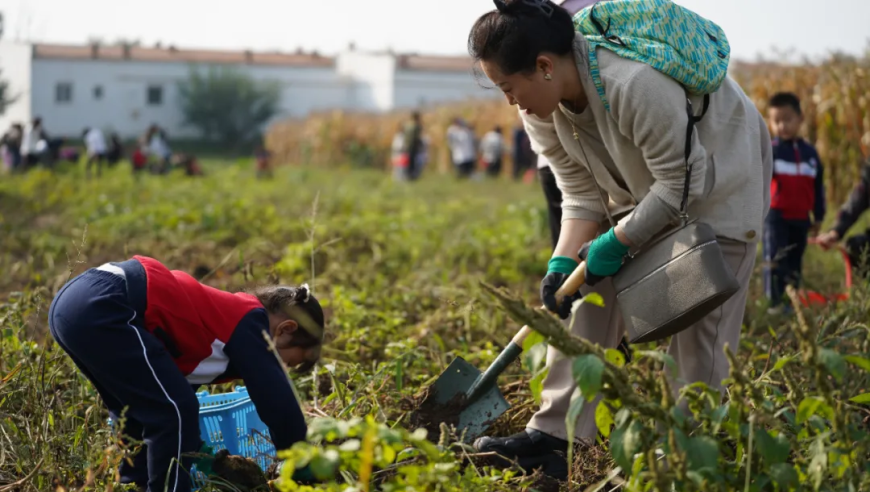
[620,193,680,246]
[561,207,606,224]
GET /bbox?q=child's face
[269,313,319,368]
[768,106,803,140]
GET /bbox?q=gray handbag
[582,96,740,344]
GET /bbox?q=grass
[1,160,869,491]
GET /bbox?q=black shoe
[473,429,569,481]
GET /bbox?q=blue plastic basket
[108,386,276,488]
[190,387,276,487]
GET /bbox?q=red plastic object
[798,239,853,307]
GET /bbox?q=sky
[0,0,868,62]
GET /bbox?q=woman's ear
[535,56,555,78]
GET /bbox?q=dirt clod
[212,449,269,491]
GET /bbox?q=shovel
[427,261,587,442]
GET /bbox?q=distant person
[816,157,870,276]
[1,123,23,172]
[390,123,408,182]
[21,117,47,169]
[480,125,505,178]
[512,123,534,180]
[446,118,477,179]
[172,153,204,177]
[48,255,325,492]
[83,127,108,179]
[255,146,273,179]
[106,133,124,166]
[764,92,825,313]
[145,124,172,174]
[131,142,149,177]
[401,112,424,180]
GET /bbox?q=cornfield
[267,54,870,204]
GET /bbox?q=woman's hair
[253,284,325,374]
[468,0,575,76]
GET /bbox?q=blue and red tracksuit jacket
[770,137,826,223]
[119,255,306,451]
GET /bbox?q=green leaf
[610,419,643,472]
[572,355,605,401]
[808,437,828,490]
[529,367,549,406]
[564,393,586,476]
[680,435,719,471]
[583,292,605,307]
[339,439,361,452]
[849,393,870,404]
[754,429,790,464]
[796,397,824,424]
[818,348,847,383]
[772,355,795,373]
[595,402,615,438]
[844,355,870,372]
[769,463,798,489]
[636,350,678,377]
[522,330,546,352]
[605,348,626,368]
[523,342,548,373]
[310,449,340,480]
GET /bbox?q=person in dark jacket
[401,112,424,181]
[48,256,325,492]
[816,159,870,276]
[764,92,826,312]
[512,124,534,180]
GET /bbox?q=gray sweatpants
[527,238,755,441]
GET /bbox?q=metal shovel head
[430,356,511,442]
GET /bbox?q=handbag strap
[680,94,710,224]
[574,93,710,230]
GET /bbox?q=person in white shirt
[145,125,172,174]
[446,118,477,179]
[21,118,47,168]
[83,127,108,179]
[480,126,505,178]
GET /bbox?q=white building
[0,41,498,139]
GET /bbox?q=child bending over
[49,256,325,492]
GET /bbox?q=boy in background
[764,92,826,312]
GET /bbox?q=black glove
[540,272,583,320]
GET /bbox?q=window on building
[93,85,104,100]
[147,85,163,106]
[55,82,73,104]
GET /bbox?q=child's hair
[769,92,802,116]
[253,284,325,374]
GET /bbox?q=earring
[544,73,552,81]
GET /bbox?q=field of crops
[2,157,870,492]
[267,54,870,204]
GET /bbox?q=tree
[0,70,18,115]
[177,66,281,145]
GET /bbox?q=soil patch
[406,387,467,442]
[212,449,270,491]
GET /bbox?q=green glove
[582,229,630,284]
[193,443,216,476]
[547,256,579,276]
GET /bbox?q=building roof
[31,43,476,73]
[396,54,474,73]
[32,43,335,68]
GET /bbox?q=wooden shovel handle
[510,261,587,346]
